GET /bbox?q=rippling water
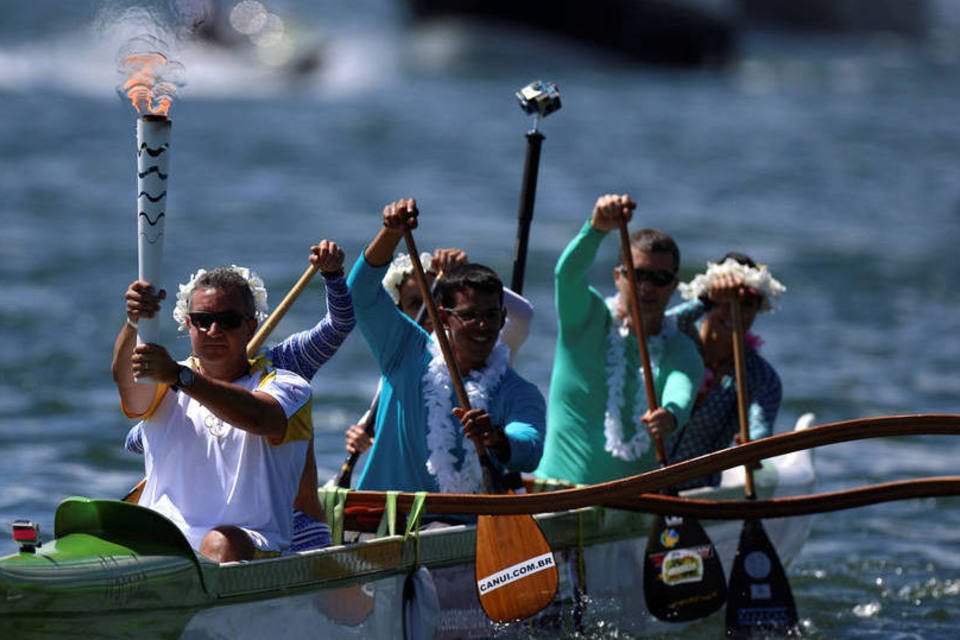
[1,0,959,636]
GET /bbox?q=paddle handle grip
[510,130,545,295]
[247,263,320,358]
[730,297,756,498]
[616,219,664,462]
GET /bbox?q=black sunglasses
[187,310,249,331]
[618,266,676,287]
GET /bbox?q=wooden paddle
[725,296,799,637]
[122,261,322,504]
[615,220,727,622]
[246,261,320,357]
[402,228,558,623]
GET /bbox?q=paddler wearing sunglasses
[535,193,705,486]
[120,241,355,554]
[112,259,342,562]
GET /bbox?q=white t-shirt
[137,357,313,551]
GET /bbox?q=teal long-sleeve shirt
[347,253,546,493]
[535,221,704,485]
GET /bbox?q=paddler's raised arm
[364,198,419,267]
[555,194,636,330]
[269,240,355,380]
[112,279,164,417]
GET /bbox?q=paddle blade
[643,513,727,622]
[725,518,798,637]
[475,513,559,623]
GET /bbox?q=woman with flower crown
[346,198,545,495]
[665,252,786,488]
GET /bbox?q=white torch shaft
[136,115,171,346]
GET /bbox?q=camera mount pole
[510,81,560,295]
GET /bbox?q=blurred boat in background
[402,0,739,67]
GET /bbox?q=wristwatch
[172,365,196,392]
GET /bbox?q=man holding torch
[112,266,315,562]
[121,241,356,553]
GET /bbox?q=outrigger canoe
[4,415,959,640]
[0,414,816,639]
[0,414,948,639]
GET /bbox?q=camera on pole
[510,80,561,295]
[515,81,561,130]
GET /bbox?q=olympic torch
[118,48,179,348]
[135,113,171,344]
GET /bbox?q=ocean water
[1,0,959,637]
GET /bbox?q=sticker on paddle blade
[726,519,798,638]
[475,514,559,623]
[476,551,556,594]
[662,548,704,585]
[644,514,727,622]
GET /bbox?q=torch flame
[121,52,174,116]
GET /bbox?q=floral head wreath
[173,265,269,331]
[678,257,786,312]
[382,252,433,304]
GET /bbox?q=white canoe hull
[181,415,816,639]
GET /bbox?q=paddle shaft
[510,130,545,295]
[403,231,471,409]
[616,219,663,461]
[730,298,755,498]
[248,262,321,358]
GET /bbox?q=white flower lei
[602,296,672,462]
[678,258,786,312]
[422,337,509,494]
[382,252,434,304]
[172,265,269,331]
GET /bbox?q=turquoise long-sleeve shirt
[535,221,703,485]
[348,254,546,493]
